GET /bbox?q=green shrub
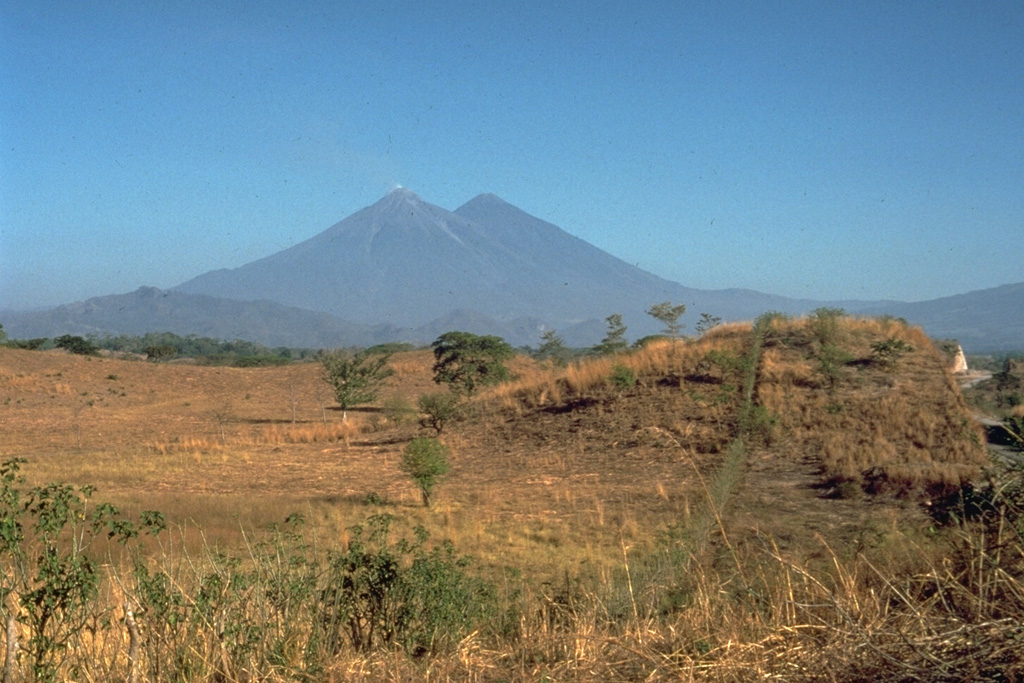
[400,438,451,507]
[609,364,636,393]
[314,514,496,655]
[0,458,161,682]
[418,392,462,435]
[871,337,914,371]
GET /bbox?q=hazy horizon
[2,1,1022,310]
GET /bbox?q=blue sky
[2,0,1021,310]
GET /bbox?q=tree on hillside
[535,329,571,366]
[0,323,6,345]
[55,334,99,356]
[431,331,514,396]
[418,392,463,435]
[695,312,722,336]
[647,301,687,340]
[593,314,628,355]
[400,437,451,507]
[143,344,178,361]
[320,349,394,412]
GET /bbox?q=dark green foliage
[417,392,462,435]
[400,438,451,507]
[94,331,310,365]
[233,354,292,367]
[647,301,686,339]
[314,515,496,655]
[143,344,178,361]
[7,337,49,350]
[431,331,514,396]
[320,349,394,410]
[365,341,417,355]
[609,364,636,393]
[870,337,914,371]
[1,462,498,678]
[593,313,628,355]
[54,334,99,356]
[0,458,158,682]
[1006,416,1024,450]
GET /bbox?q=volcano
[173,189,814,339]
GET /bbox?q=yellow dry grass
[1,318,1017,681]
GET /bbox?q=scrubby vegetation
[0,315,1021,680]
[3,330,318,366]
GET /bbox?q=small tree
[320,349,394,412]
[593,314,628,355]
[417,392,462,435]
[431,332,514,397]
[535,329,571,366]
[54,334,98,356]
[647,301,687,340]
[400,438,451,507]
[695,312,722,336]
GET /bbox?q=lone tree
[535,329,571,366]
[320,349,394,412]
[593,314,628,355]
[400,437,451,507]
[431,331,514,396]
[647,301,687,340]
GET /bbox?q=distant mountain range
[857,282,1024,353]
[2,189,1021,351]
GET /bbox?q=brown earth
[0,319,988,580]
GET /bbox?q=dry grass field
[1,315,1021,681]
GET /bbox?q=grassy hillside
[0,315,1020,681]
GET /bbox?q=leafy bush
[0,458,162,682]
[871,337,914,371]
[609,364,636,393]
[315,515,496,655]
[417,392,462,435]
[400,438,451,507]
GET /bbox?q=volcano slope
[1,315,1020,681]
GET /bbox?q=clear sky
[2,0,1021,311]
